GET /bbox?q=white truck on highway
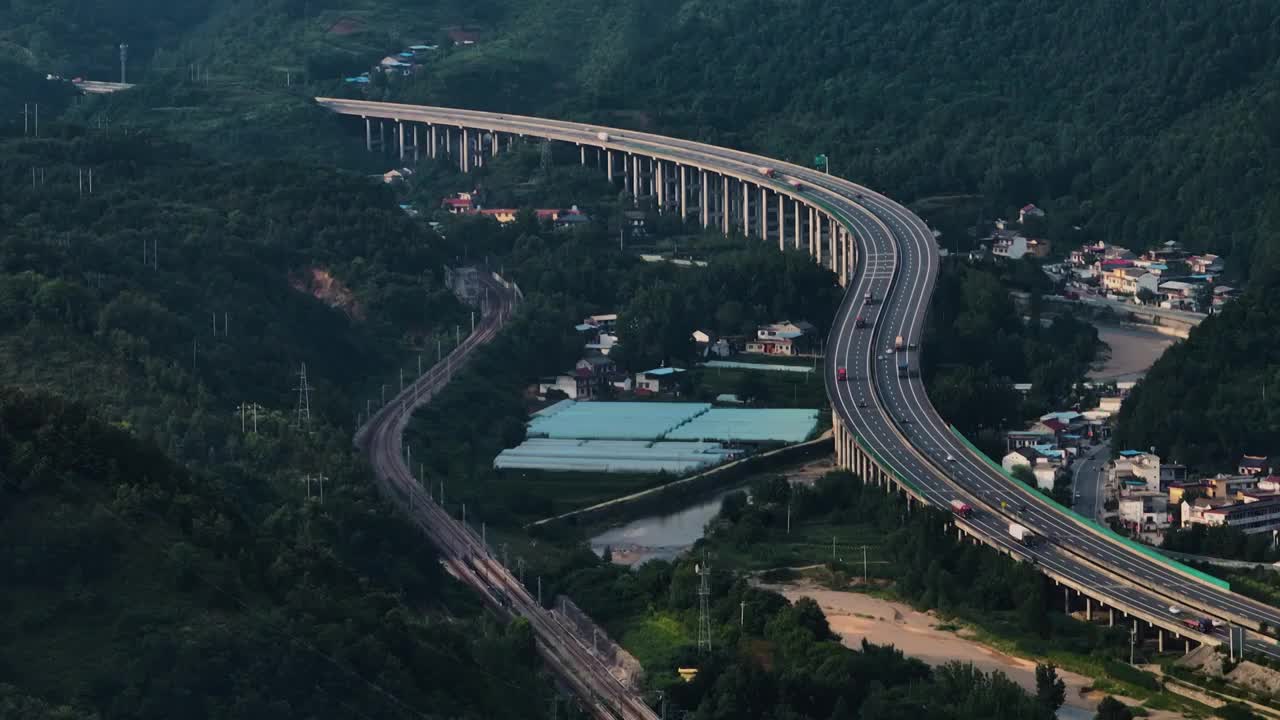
[596,132,610,142]
[1008,522,1037,547]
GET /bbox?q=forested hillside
[377,0,1280,281]
[8,0,1280,280]
[0,125,561,717]
[0,388,546,719]
[1114,283,1280,470]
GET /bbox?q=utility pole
[1130,621,1137,665]
[832,536,837,561]
[739,601,745,629]
[119,43,129,84]
[786,501,791,534]
[317,474,327,503]
[861,545,868,584]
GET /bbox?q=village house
[1207,473,1263,499]
[575,354,615,380]
[1239,455,1271,476]
[745,320,816,356]
[1188,254,1224,275]
[1118,492,1170,532]
[1019,203,1046,224]
[1103,266,1159,297]
[441,193,476,213]
[623,210,648,239]
[634,367,686,395]
[692,330,732,359]
[1182,496,1280,534]
[1001,447,1059,491]
[382,167,413,184]
[584,313,618,334]
[537,373,592,400]
[1110,450,1184,494]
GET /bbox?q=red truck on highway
[949,500,973,518]
[787,178,804,190]
[1181,617,1212,632]
[855,314,866,329]
[757,167,777,178]
[836,367,848,381]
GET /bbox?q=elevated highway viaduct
[320,98,1280,693]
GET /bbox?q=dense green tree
[1094,696,1133,720]
[1034,663,1066,713]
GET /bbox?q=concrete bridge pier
[413,124,420,163]
[655,160,665,210]
[793,199,802,250]
[777,193,786,251]
[752,183,762,239]
[606,150,614,183]
[429,125,437,159]
[364,117,372,151]
[700,170,709,228]
[580,145,586,165]
[680,165,689,220]
[379,120,386,153]
[398,121,406,161]
[722,176,731,235]
[491,131,499,156]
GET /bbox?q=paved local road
[1072,441,1111,522]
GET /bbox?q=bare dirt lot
[766,582,1186,720]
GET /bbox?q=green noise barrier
[949,425,1230,591]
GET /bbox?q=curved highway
[321,98,1280,675]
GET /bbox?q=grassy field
[712,517,891,575]
[617,611,692,672]
[692,362,828,410]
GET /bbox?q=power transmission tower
[294,363,311,429]
[696,552,713,653]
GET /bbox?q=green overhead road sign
[814,154,828,170]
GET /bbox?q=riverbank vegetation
[538,468,1231,717]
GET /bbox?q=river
[1089,324,1176,383]
[588,457,835,565]
[589,486,743,565]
